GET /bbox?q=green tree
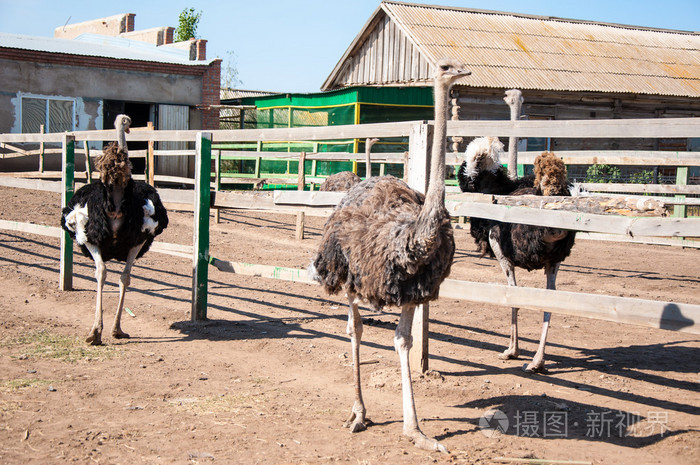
[175,8,202,42]
[585,164,621,183]
[221,50,242,89]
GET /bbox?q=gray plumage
[310,58,470,453]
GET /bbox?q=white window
[20,94,75,133]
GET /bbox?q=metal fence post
[59,134,75,291]
[192,132,212,321]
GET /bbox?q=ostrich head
[114,114,131,151]
[97,114,132,187]
[534,151,568,196]
[463,136,504,180]
[115,114,132,134]
[433,58,471,89]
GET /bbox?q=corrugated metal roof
[325,1,700,97]
[0,32,217,66]
[220,88,277,101]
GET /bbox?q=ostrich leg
[112,242,145,339]
[524,263,559,373]
[344,292,368,432]
[395,305,448,453]
[488,231,520,360]
[85,243,106,345]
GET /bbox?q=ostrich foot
[343,411,370,433]
[85,328,102,346]
[406,430,449,453]
[112,328,130,339]
[523,360,547,374]
[499,347,520,360]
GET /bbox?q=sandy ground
[0,185,698,465]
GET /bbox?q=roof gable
[322,1,700,98]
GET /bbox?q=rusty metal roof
[325,1,700,97]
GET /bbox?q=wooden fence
[1,117,700,372]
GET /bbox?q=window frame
[18,93,76,134]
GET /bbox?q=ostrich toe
[85,328,102,345]
[407,430,449,453]
[499,347,520,360]
[523,360,547,373]
[344,411,369,432]
[112,328,130,339]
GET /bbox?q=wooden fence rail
[1,118,700,372]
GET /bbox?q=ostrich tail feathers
[307,261,320,282]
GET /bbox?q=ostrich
[318,137,380,191]
[311,58,470,452]
[61,114,168,345]
[458,138,575,372]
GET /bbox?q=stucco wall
[0,57,204,135]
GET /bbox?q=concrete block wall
[54,13,134,40]
[121,27,174,46]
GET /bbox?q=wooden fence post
[59,134,75,291]
[674,166,688,219]
[147,121,155,186]
[84,142,92,182]
[406,122,432,373]
[296,152,306,240]
[38,124,45,173]
[192,132,212,321]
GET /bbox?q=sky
[1,0,698,93]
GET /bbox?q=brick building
[0,13,221,177]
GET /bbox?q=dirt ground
[0,185,698,465]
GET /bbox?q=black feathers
[61,179,168,262]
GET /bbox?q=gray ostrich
[61,115,168,345]
[318,137,380,191]
[311,58,470,452]
[458,138,576,372]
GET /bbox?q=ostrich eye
[440,65,450,71]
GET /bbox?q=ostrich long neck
[410,79,451,257]
[117,124,127,152]
[424,81,449,209]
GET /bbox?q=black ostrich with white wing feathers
[458,137,575,372]
[61,115,168,345]
[311,59,470,453]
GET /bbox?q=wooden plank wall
[342,15,431,86]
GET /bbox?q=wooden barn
[322,1,700,163]
[0,13,221,178]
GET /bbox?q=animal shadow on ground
[445,394,689,448]
[169,317,306,343]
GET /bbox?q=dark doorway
[103,100,153,174]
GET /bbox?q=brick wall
[2,47,222,130]
[54,13,135,39]
[201,59,222,130]
[0,48,208,76]
[195,40,207,60]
